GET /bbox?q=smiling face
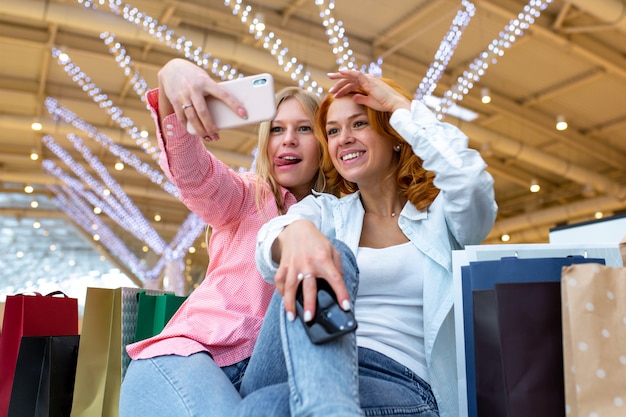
[267,97,321,200]
[325,96,396,189]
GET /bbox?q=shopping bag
[461,256,605,417]
[70,287,168,417]
[134,291,187,342]
[478,281,564,417]
[561,238,626,417]
[0,291,78,417]
[7,335,80,417]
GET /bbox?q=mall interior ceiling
[0,0,625,294]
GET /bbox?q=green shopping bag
[134,291,187,342]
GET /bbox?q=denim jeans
[119,352,249,417]
[237,238,439,417]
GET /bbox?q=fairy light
[42,157,163,255]
[224,0,323,94]
[79,1,242,81]
[315,0,356,69]
[43,97,178,197]
[436,0,553,118]
[51,46,160,161]
[100,32,149,102]
[415,0,475,100]
[48,184,152,281]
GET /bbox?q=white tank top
[355,242,429,381]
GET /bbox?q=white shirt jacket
[256,99,498,417]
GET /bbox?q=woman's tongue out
[275,154,302,168]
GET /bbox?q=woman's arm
[256,195,351,323]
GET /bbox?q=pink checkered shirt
[126,89,295,367]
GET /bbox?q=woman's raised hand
[157,58,247,141]
[327,69,410,114]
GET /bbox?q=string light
[51,46,160,161]
[315,0,357,70]
[416,0,475,100]
[224,0,323,94]
[436,0,553,118]
[44,97,178,197]
[80,1,243,82]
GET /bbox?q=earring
[393,144,402,152]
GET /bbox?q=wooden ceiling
[1,0,625,294]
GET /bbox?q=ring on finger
[297,272,313,281]
[182,103,193,111]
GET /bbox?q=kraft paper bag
[0,291,78,417]
[8,335,80,417]
[561,239,626,417]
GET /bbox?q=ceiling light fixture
[529,178,540,193]
[556,114,568,131]
[480,87,491,104]
[30,148,40,161]
[31,120,43,131]
[114,160,125,171]
[501,233,511,242]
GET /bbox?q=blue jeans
[237,239,439,417]
[119,352,249,417]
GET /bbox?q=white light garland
[51,46,160,161]
[78,0,243,81]
[43,135,167,253]
[415,0,475,100]
[436,0,553,118]
[315,0,356,69]
[100,32,149,102]
[44,97,179,196]
[223,0,323,94]
[48,184,153,281]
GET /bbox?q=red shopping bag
[0,291,78,417]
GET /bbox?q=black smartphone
[295,278,358,344]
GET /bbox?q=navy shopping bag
[461,256,605,417]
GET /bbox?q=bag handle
[44,290,70,298]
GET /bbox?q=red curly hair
[314,77,440,211]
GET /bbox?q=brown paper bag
[561,237,626,417]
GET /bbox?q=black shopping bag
[461,256,605,417]
[7,335,80,417]
[495,282,564,417]
[473,282,564,417]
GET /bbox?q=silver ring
[182,103,193,111]
[297,273,313,281]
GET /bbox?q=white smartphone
[205,73,277,131]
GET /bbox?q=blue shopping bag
[461,256,605,417]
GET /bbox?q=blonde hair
[314,78,440,211]
[255,87,334,218]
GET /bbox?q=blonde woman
[120,58,335,417]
